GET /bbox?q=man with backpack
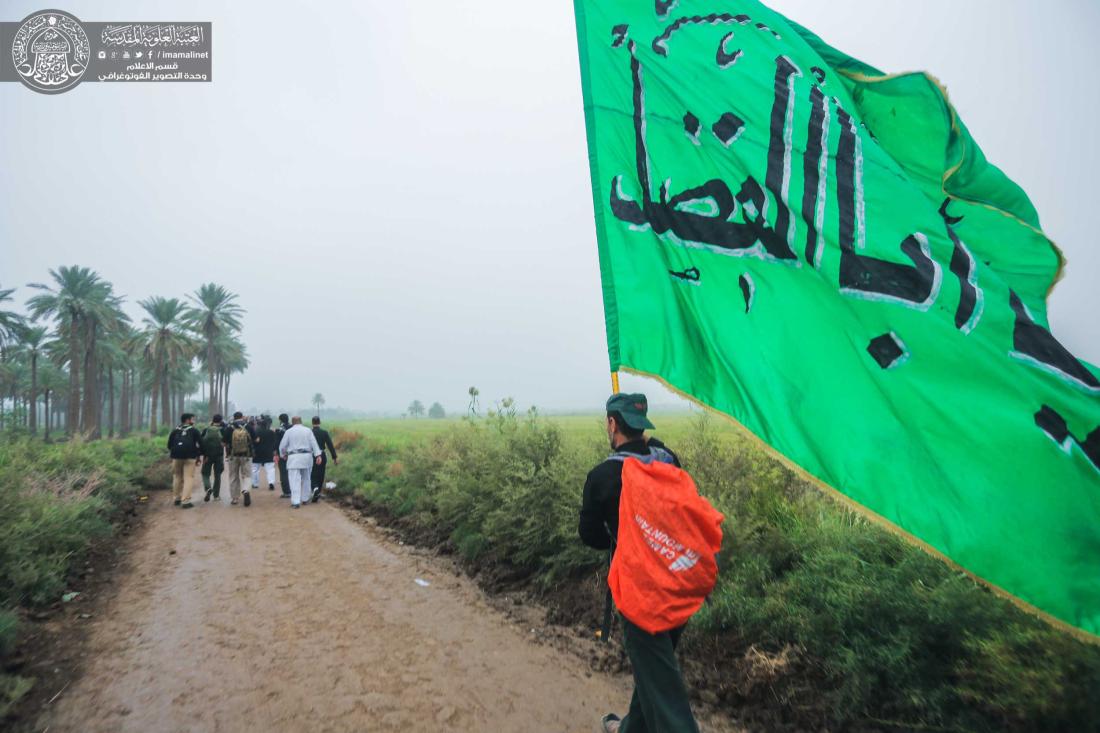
[579,394,722,733]
[167,413,203,509]
[200,414,226,503]
[221,411,255,507]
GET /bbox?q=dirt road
[41,483,635,733]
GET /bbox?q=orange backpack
[607,450,724,634]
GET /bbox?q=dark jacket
[252,426,278,463]
[578,437,680,550]
[312,426,337,461]
[167,424,203,460]
[274,421,290,452]
[222,421,255,458]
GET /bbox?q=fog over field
[1,0,1096,415]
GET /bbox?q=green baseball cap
[606,393,656,431]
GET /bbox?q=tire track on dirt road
[41,486,637,732]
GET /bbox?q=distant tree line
[0,267,249,440]
[406,400,446,418]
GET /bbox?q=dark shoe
[280,493,290,499]
[269,483,275,491]
[310,488,320,503]
[291,503,300,509]
[213,492,220,499]
[181,502,194,509]
[243,491,251,507]
[173,499,181,506]
[600,714,621,733]
[204,488,213,502]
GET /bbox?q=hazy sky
[1,1,1097,414]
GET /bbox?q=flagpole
[600,370,621,643]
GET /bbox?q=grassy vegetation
[330,407,1100,732]
[0,435,163,718]
[340,411,704,447]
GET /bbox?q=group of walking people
[167,411,338,509]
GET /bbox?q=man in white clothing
[278,416,322,508]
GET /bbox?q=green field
[337,410,731,448]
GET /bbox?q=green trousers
[201,455,224,496]
[619,618,699,733]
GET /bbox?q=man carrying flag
[579,394,701,733]
[572,0,1100,640]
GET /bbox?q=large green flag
[574,1,1100,639]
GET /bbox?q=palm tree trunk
[149,357,162,434]
[119,369,130,437]
[107,368,115,438]
[82,322,98,438]
[29,352,38,435]
[160,365,170,428]
[43,388,51,442]
[68,316,81,437]
[208,342,217,418]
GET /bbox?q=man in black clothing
[309,416,338,503]
[167,413,203,508]
[274,413,292,498]
[579,393,700,733]
[251,416,279,491]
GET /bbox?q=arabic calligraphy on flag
[573,0,1100,638]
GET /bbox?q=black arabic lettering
[802,79,829,267]
[609,45,798,261]
[836,106,941,307]
[1035,405,1100,472]
[1010,291,1100,390]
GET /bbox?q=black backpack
[169,425,196,459]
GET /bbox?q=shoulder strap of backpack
[604,446,676,466]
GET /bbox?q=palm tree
[139,296,195,434]
[468,386,480,417]
[5,357,29,428]
[0,284,23,350]
[17,324,49,435]
[115,324,144,437]
[37,362,66,440]
[80,288,127,438]
[0,285,25,429]
[187,284,244,418]
[312,392,325,417]
[27,267,114,437]
[216,336,249,417]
